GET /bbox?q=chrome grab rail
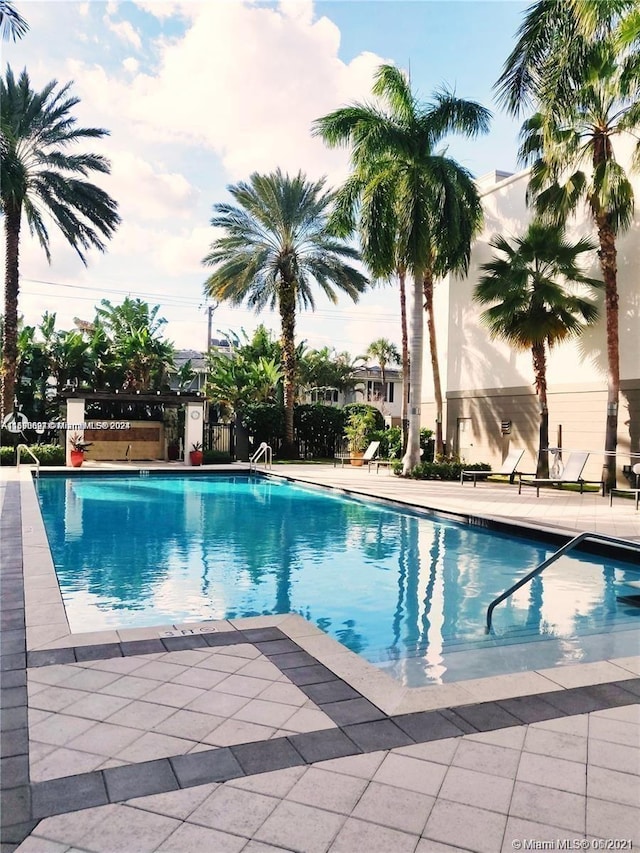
[16,444,40,478]
[486,532,640,632]
[249,442,272,472]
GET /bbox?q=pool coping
[16,464,640,716]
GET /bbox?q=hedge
[203,449,233,465]
[0,444,65,466]
[407,461,491,480]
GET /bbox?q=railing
[16,444,40,478]
[486,532,640,632]
[249,442,272,472]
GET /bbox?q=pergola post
[184,400,205,465]
[65,398,85,466]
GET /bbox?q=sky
[3,0,529,359]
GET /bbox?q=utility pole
[206,302,218,351]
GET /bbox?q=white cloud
[3,1,398,354]
[104,16,142,50]
[69,2,387,183]
[106,150,196,221]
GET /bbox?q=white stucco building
[421,155,640,483]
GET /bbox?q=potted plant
[69,433,92,468]
[189,442,203,466]
[343,409,377,466]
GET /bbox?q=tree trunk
[380,362,387,402]
[402,271,425,475]
[532,341,549,478]
[399,268,409,454]
[2,204,22,420]
[595,213,619,492]
[423,269,444,457]
[278,279,298,458]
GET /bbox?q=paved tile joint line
[17,628,640,817]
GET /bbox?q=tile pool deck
[1,462,639,852]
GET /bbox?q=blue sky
[4,0,529,357]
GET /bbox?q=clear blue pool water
[37,473,640,685]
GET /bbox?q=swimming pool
[36,473,640,686]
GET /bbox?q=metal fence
[204,422,234,458]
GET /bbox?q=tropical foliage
[202,169,368,456]
[1,300,176,425]
[314,63,490,472]
[363,338,400,402]
[0,67,120,417]
[0,0,28,41]
[497,0,639,488]
[474,222,601,476]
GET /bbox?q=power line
[21,277,401,321]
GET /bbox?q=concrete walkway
[1,463,638,853]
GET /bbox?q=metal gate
[204,423,234,459]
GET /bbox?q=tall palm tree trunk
[2,204,21,419]
[532,341,549,478]
[402,272,425,474]
[594,213,620,492]
[380,362,387,402]
[423,270,444,457]
[278,280,298,458]
[399,269,410,454]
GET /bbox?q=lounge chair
[609,463,640,511]
[518,451,604,497]
[460,449,525,486]
[334,441,380,468]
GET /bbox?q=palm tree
[202,169,368,457]
[495,1,639,489]
[313,64,490,472]
[364,338,400,402]
[1,67,120,417]
[494,0,635,116]
[474,222,601,477]
[518,37,639,490]
[0,1,28,41]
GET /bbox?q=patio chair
[460,448,525,486]
[518,451,604,497]
[334,441,380,468]
[609,463,640,511]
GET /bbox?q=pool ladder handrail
[486,531,640,632]
[16,443,40,478]
[250,442,272,471]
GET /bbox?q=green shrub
[0,444,65,466]
[408,461,491,480]
[342,403,385,431]
[0,446,15,466]
[241,403,285,449]
[294,404,345,458]
[203,449,233,464]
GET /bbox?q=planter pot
[350,451,365,467]
[190,450,203,466]
[70,450,84,468]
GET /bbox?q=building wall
[429,145,640,478]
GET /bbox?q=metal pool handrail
[250,442,272,471]
[16,443,40,478]
[486,532,640,632]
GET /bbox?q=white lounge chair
[518,451,604,497]
[609,463,640,511]
[334,441,380,468]
[460,449,524,486]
